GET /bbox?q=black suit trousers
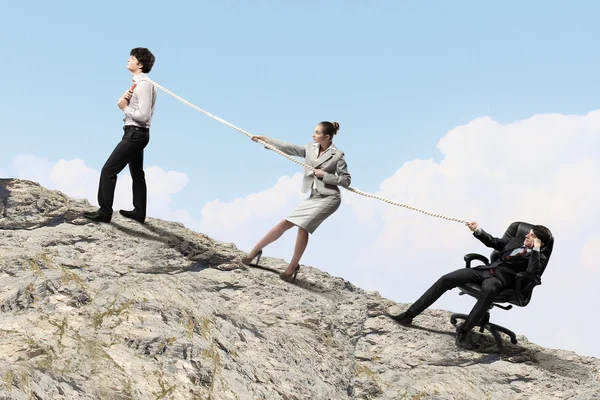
[408,268,504,333]
[97,126,150,216]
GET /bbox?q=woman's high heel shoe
[279,265,300,283]
[241,250,262,266]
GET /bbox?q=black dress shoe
[83,211,111,223]
[119,210,145,224]
[455,327,468,347]
[388,311,413,326]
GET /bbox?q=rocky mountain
[0,179,599,400]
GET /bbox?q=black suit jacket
[472,229,548,287]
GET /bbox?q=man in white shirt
[84,48,157,224]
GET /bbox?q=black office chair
[450,221,554,348]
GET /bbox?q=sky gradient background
[2,1,599,357]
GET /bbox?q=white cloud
[194,110,600,358]
[13,155,55,188]
[141,166,191,224]
[50,159,99,200]
[146,167,189,196]
[198,174,305,251]
[11,155,193,224]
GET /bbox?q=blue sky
[2,1,600,357]
[3,1,599,207]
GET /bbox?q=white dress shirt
[123,73,157,128]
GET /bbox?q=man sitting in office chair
[389,221,552,346]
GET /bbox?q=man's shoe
[119,210,145,224]
[455,327,468,347]
[83,211,111,223]
[388,311,413,326]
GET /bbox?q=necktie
[505,246,527,260]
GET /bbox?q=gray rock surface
[0,179,599,399]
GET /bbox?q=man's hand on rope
[314,169,325,179]
[466,221,482,234]
[117,88,134,111]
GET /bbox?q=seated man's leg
[460,276,504,333]
[393,268,486,323]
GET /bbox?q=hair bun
[332,122,340,133]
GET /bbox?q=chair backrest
[489,221,554,276]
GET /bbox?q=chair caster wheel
[450,317,457,325]
[510,338,518,345]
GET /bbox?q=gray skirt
[286,189,341,234]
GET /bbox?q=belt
[124,125,149,132]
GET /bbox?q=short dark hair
[532,225,552,246]
[319,121,340,139]
[130,47,155,73]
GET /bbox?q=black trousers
[407,268,505,333]
[97,126,150,217]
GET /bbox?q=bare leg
[247,220,295,257]
[285,227,309,275]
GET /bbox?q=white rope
[142,78,468,224]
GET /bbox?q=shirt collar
[313,142,336,151]
[132,73,148,83]
[516,245,532,253]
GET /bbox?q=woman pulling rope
[241,121,351,282]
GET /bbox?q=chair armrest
[515,271,542,306]
[464,253,489,268]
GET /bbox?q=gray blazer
[265,137,351,195]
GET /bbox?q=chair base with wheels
[450,305,518,349]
